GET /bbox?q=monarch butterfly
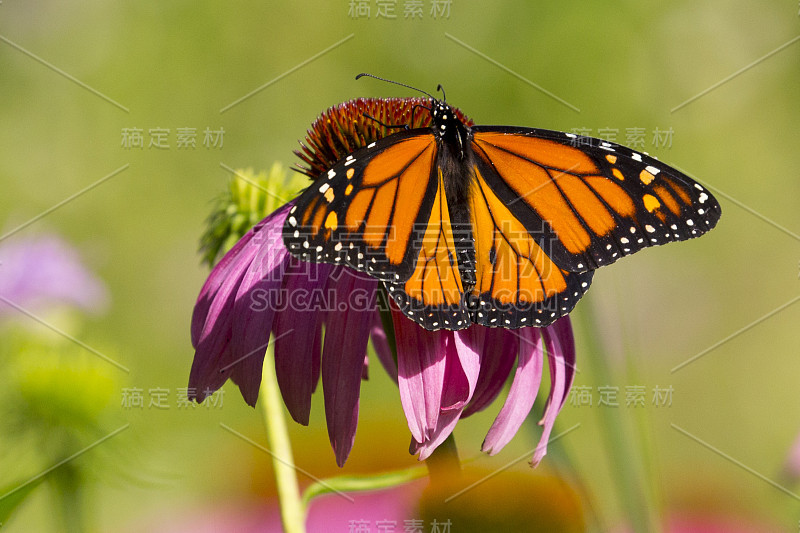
[283,74,721,330]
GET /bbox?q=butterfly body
[284,92,721,330]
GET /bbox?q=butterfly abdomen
[433,109,479,293]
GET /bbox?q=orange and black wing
[470,127,721,273]
[467,163,594,328]
[284,129,473,330]
[384,167,474,330]
[283,130,441,284]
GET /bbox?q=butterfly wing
[284,121,721,331]
[283,129,440,284]
[384,167,473,330]
[283,128,473,330]
[467,163,594,328]
[470,127,722,273]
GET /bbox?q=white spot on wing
[600,142,615,151]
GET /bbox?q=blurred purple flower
[783,430,800,480]
[189,203,576,467]
[0,234,108,316]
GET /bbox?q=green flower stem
[575,311,661,533]
[260,348,306,533]
[425,433,461,488]
[302,465,428,508]
[52,466,84,533]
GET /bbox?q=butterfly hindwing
[470,127,722,272]
[284,130,440,283]
[468,163,594,328]
[384,168,474,330]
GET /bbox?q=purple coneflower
[189,99,577,467]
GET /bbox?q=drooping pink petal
[411,410,461,461]
[190,227,257,347]
[228,204,292,406]
[550,317,577,411]
[393,305,448,444]
[310,323,322,393]
[189,228,262,402]
[322,268,379,467]
[462,326,519,417]
[413,332,481,460]
[272,259,332,424]
[482,327,544,455]
[370,309,397,382]
[532,318,575,466]
[446,329,481,410]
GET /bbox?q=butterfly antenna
[356,73,436,100]
[436,84,446,103]
[362,113,409,131]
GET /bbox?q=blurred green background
[1,1,798,531]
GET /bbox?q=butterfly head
[430,98,470,158]
[354,74,471,156]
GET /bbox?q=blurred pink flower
[616,513,782,533]
[0,233,108,316]
[189,203,576,467]
[664,514,780,533]
[783,430,800,480]
[135,483,422,533]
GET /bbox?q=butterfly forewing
[470,127,721,273]
[283,130,441,284]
